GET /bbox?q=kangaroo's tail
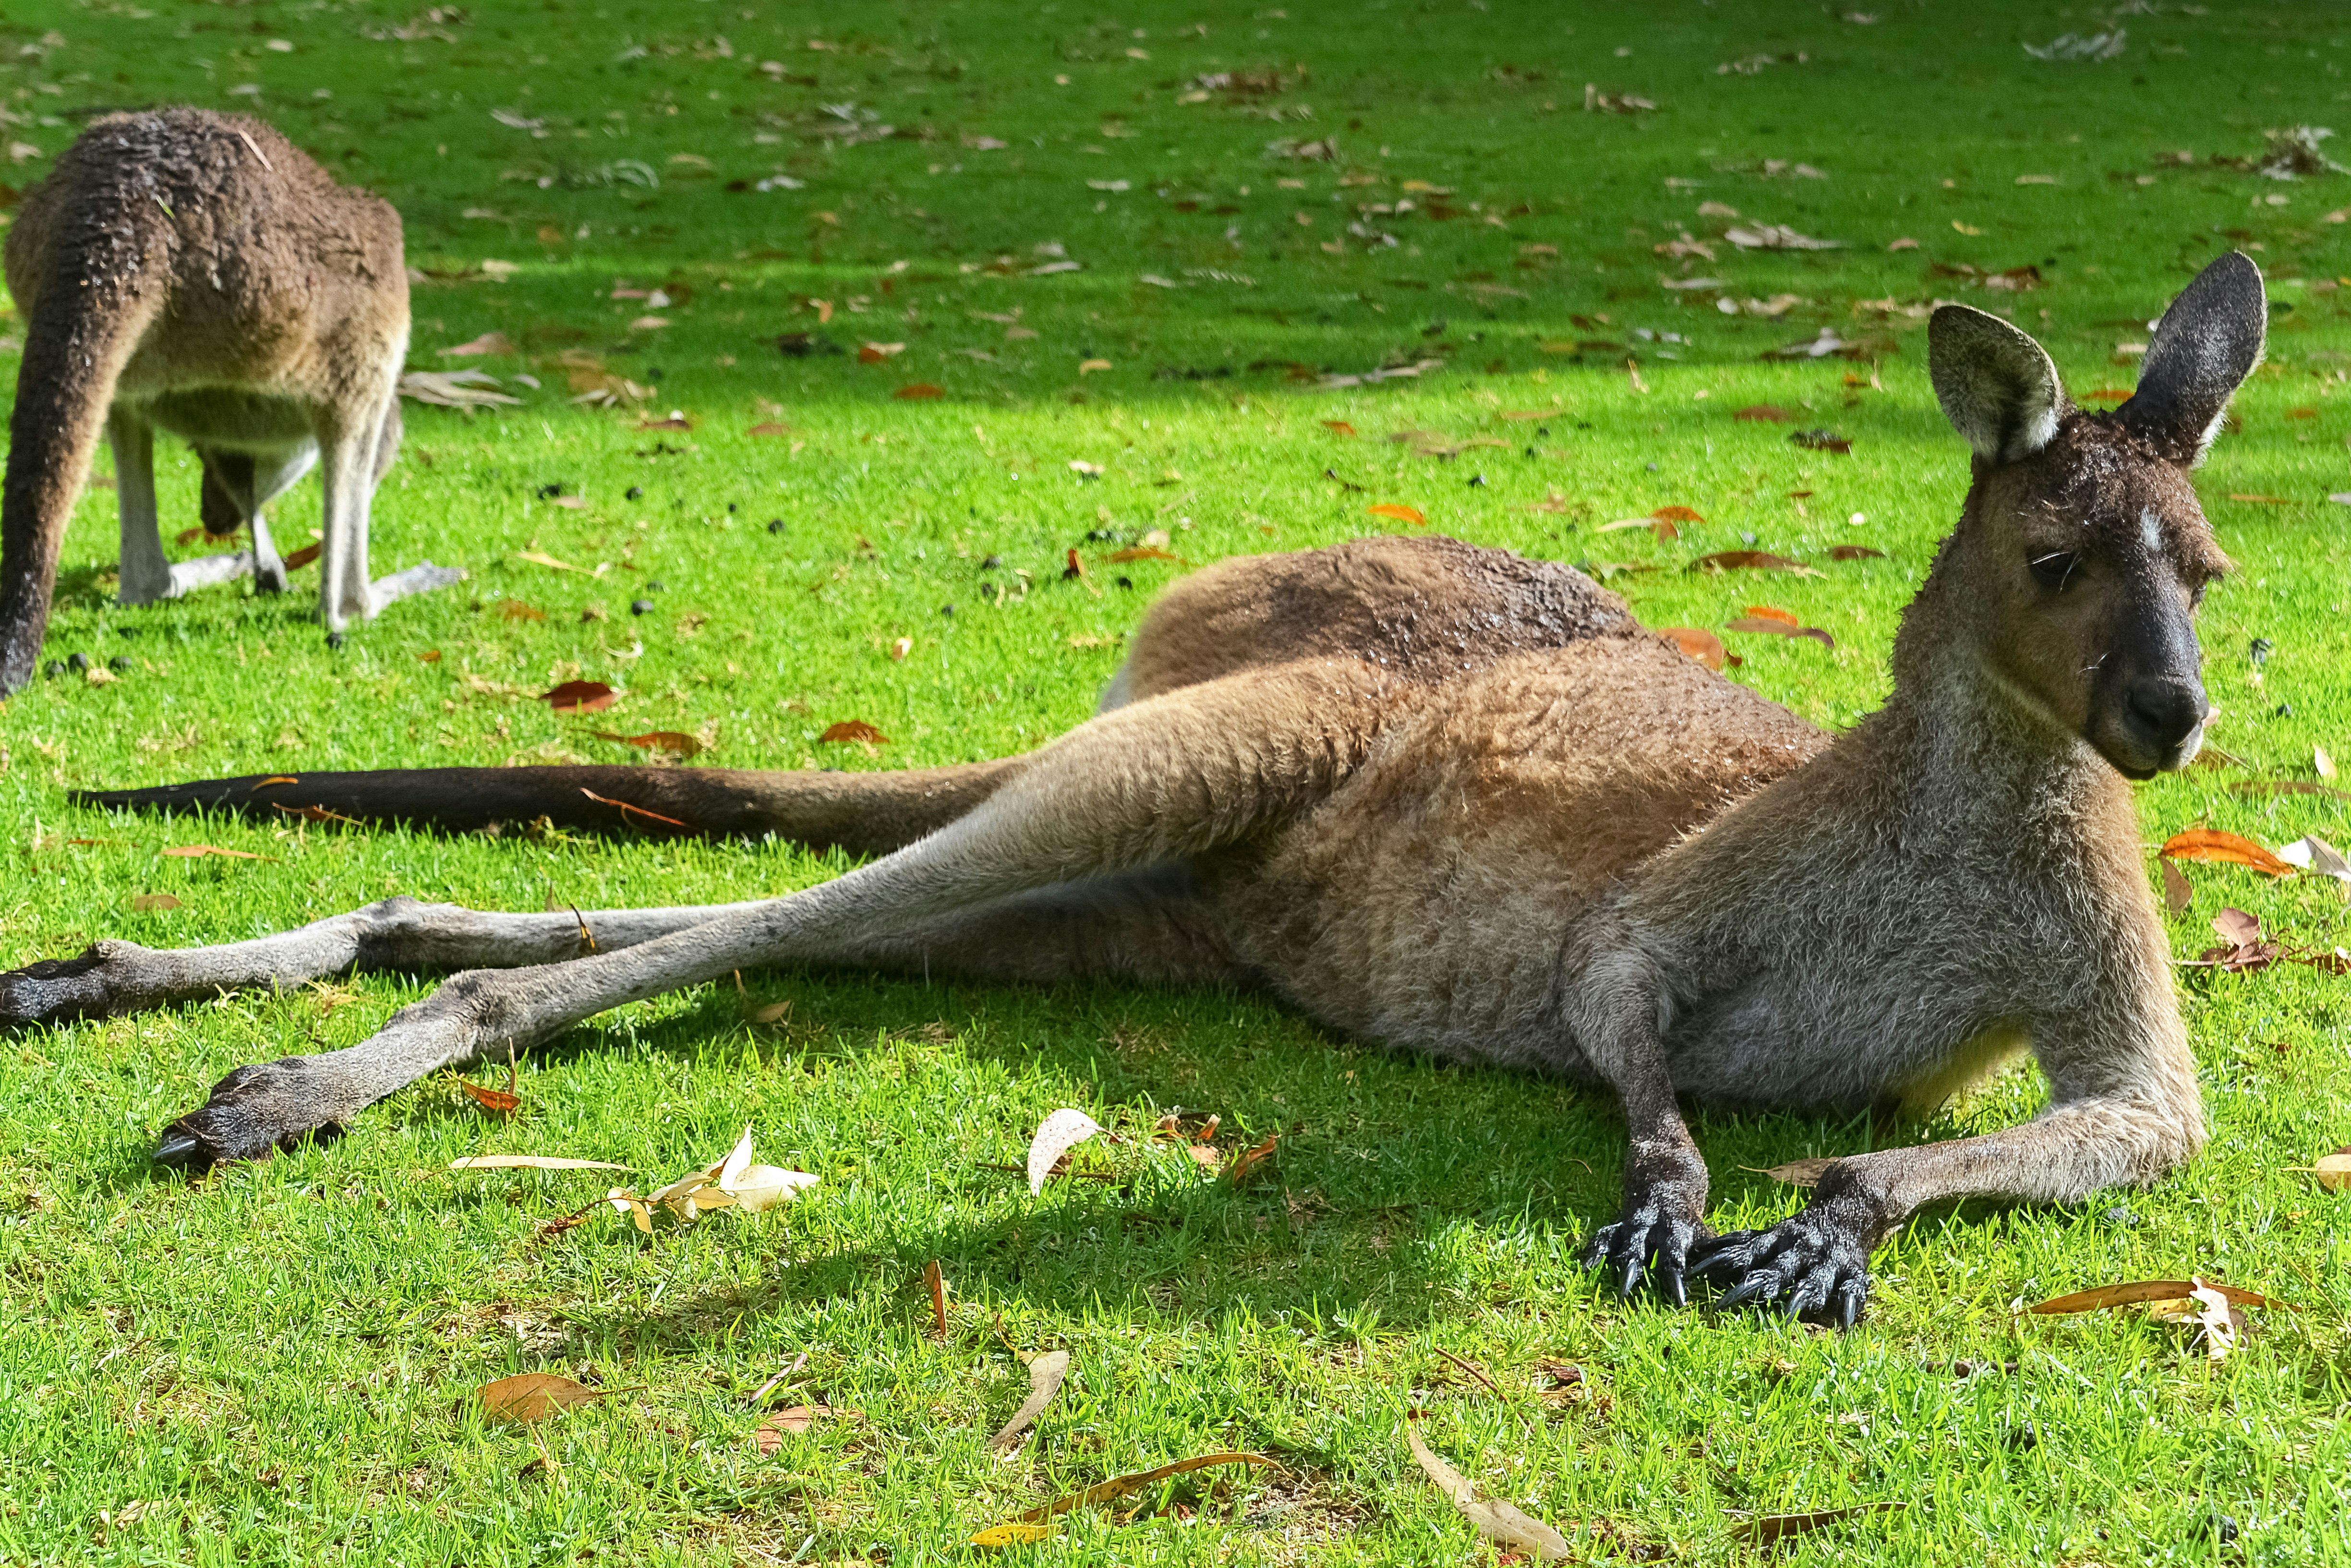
[72,759,1026,856]
[0,149,170,694]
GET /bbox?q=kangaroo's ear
[2115,250,2266,468]
[1928,304,2069,464]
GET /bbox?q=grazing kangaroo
[0,108,460,694]
[0,254,2264,1326]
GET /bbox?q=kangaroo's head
[1922,252,2265,780]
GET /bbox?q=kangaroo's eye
[2028,552,2080,592]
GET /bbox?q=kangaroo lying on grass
[0,254,2264,1325]
[0,108,460,695]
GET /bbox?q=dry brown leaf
[819,719,888,745]
[969,1451,1274,1544]
[1404,1425,1572,1561]
[987,1349,1071,1451]
[2160,858,2193,917]
[756,1403,859,1452]
[1229,1131,1279,1185]
[541,680,616,714]
[1105,546,1183,564]
[2159,829,2293,877]
[449,1155,635,1172]
[161,844,272,860]
[1734,1502,1904,1546]
[478,1373,605,1424]
[1748,1156,1837,1187]
[590,729,703,758]
[747,420,793,436]
[1026,1109,1105,1195]
[1827,544,1887,561]
[1368,502,1427,525]
[1688,550,1819,576]
[1725,615,1835,651]
[2028,1279,2277,1314]
[2300,1148,2351,1193]
[130,893,182,913]
[1321,419,1358,435]
[1652,504,1704,524]
[283,543,322,571]
[925,1259,948,1337]
[441,331,518,357]
[894,383,945,400]
[1734,404,1796,422]
[499,600,547,623]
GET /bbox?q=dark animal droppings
[630,599,654,616]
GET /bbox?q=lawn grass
[1,0,2350,1562]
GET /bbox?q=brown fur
[3,256,2272,1328]
[0,108,456,693]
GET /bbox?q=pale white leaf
[1404,1425,1572,1561]
[450,1155,634,1172]
[728,1164,820,1213]
[987,1349,1071,1451]
[1026,1108,1104,1195]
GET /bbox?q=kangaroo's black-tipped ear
[1928,305,2069,464]
[2115,250,2266,468]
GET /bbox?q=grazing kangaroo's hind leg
[96,660,1385,1167]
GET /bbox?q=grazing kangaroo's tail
[73,760,1027,856]
[0,216,168,695]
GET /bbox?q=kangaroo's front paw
[1690,1208,1874,1328]
[1580,1174,1713,1307]
[154,1058,345,1170]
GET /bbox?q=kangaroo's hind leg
[143,658,1389,1167]
[109,411,176,606]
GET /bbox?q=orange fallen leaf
[541,680,617,714]
[1725,615,1835,651]
[819,719,888,745]
[1651,505,1704,524]
[1657,627,1731,670]
[419,649,444,663]
[459,1079,521,1113]
[747,420,793,436]
[500,600,547,623]
[756,1404,860,1452]
[1105,546,1182,564]
[894,383,945,400]
[1368,502,1427,525]
[1229,1131,1278,1184]
[283,543,321,571]
[858,341,906,363]
[2158,829,2293,878]
[1320,419,1357,435]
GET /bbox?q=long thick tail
[0,154,169,693]
[73,760,1025,856]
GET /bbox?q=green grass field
[1,0,2349,1562]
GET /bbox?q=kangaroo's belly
[122,387,318,449]
[1206,641,1826,1068]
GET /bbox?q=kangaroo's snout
[2120,673,2207,771]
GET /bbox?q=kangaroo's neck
[1867,565,2131,838]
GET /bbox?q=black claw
[1657,1263,1687,1309]
[153,1129,204,1169]
[1837,1280,1865,1331]
[1717,1270,1778,1311]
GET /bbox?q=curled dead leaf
[2028,1279,2277,1314]
[1405,1424,1572,1561]
[1229,1130,1279,1185]
[1747,1156,1837,1188]
[1688,550,1817,576]
[459,1079,521,1113]
[130,893,182,913]
[590,729,703,759]
[819,719,888,745]
[987,1349,1071,1451]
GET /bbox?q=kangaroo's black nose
[2123,675,2206,755]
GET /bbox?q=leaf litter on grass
[970,1451,1276,1545]
[986,1349,1070,1451]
